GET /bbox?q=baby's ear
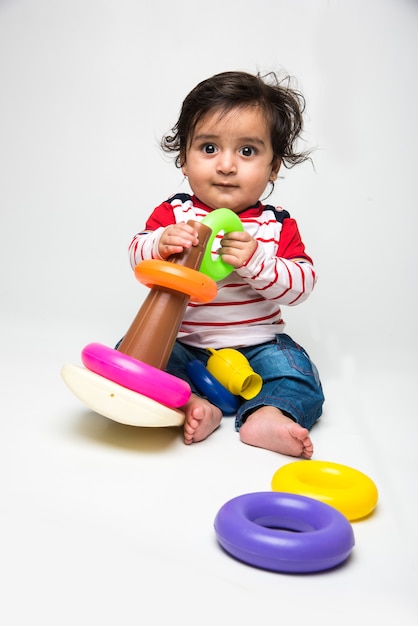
[180,149,188,176]
[270,158,281,181]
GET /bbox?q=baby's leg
[183,393,222,444]
[239,406,313,458]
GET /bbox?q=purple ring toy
[214,492,355,573]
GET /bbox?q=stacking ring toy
[82,343,191,408]
[60,363,185,427]
[200,208,244,281]
[214,492,355,573]
[186,360,241,415]
[134,260,217,303]
[271,461,378,521]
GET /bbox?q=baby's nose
[216,151,237,174]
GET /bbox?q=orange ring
[134,259,217,303]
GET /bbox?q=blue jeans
[165,334,325,431]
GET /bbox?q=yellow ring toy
[134,259,217,303]
[271,460,378,521]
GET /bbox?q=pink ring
[81,343,191,408]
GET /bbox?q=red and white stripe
[128,195,316,348]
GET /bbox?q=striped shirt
[129,194,316,349]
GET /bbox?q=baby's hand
[158,223,199,259]
[218,231,258,268]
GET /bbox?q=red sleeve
[145,201,176,230]
[277,218,313,264]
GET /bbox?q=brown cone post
[117,220,212,370]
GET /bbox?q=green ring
[200,209,244,281]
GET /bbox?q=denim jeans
[165,333,325,431]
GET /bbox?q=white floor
[1,1,417,623]
[1,318,417,625]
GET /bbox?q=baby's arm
[238,249,316,306]
[129,222,199,269]
[223,219,316,306]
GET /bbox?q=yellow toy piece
[271,460,378,521]
[206,348,262,399]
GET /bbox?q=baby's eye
[203,143,217,154]
[240,146,256,157]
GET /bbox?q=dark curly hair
[161,70,311,169]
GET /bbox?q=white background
[1,0,417,624]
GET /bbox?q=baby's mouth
[214,182,237,189]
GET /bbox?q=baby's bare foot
[183,394,222,444]
[239,406,314,458]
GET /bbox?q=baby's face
[182,106,280,213]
